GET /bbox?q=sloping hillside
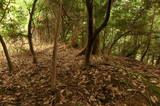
[0,43,160,106]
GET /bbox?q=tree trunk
[92,34,100,54]
[92,17,100,55]
[0,35,13,72]
[27,0,38,64]
[51,1,62,90]
[85,0,112,65]
[85,0,94,66]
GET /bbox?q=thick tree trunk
[27,0,38,64]
[85,0,94,66]
[92,34,100,54]
[85,40,93,65]
[84,0,112,65]
[0,35,13,72]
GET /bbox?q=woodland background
[0,0,160,105]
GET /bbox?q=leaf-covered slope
[0,43,160,106]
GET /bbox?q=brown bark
[51,1,62,90]
[85,0,94,66]
[51,26,58,90]
[0,35,13,72]
[85,0,112,65]
[92,34,100,54]
[93,0,112,42]
[27,0,38,64]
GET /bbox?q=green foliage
[148,85,160,99]
[0,0,43,38]
[0,0,27,37]
[0,0,160,64]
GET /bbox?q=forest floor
[0,43,160,106]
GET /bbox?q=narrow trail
[0,43,160,106]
